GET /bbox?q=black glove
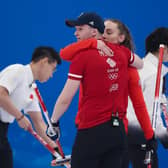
[144,135,158,165]
[46,121,60,141]
[146,135,158,152]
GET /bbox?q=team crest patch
[106,58,116,68]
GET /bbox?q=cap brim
[65,20,79,27]
[65,20,82,27]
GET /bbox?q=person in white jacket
[0,46,61,168]
[127,27,168,168]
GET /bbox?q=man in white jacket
[127,27,168,168]
[0,46,61,168]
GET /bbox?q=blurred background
[0,0,168,167]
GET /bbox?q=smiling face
[103,20,125,44]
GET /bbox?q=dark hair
[105,19,135,51]
[31,46,61,64]
[145,27,168,54]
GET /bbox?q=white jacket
[127,52,168,147]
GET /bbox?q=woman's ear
[118,34,125,43]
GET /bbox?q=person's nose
[74,30,78,37]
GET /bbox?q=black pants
[0,120,13,168]
[71,119,127,168]
[122,127,158,168]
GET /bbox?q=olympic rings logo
[108,73,118,80]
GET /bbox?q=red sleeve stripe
[68,73,83,79]
[129,52,135,64]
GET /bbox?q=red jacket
[60,38,154,140]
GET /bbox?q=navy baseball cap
[65,12,105,34]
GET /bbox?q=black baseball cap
[65,12,105,34]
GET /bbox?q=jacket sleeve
[60,38,97,61]
[128,67,154,140]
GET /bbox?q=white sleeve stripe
[68,73,83,78]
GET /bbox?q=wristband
[52,121,60,127]
[16,114,24,122]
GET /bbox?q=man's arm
[28,111,57,148]
[0,86,32,130]
[51,79,80,123]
